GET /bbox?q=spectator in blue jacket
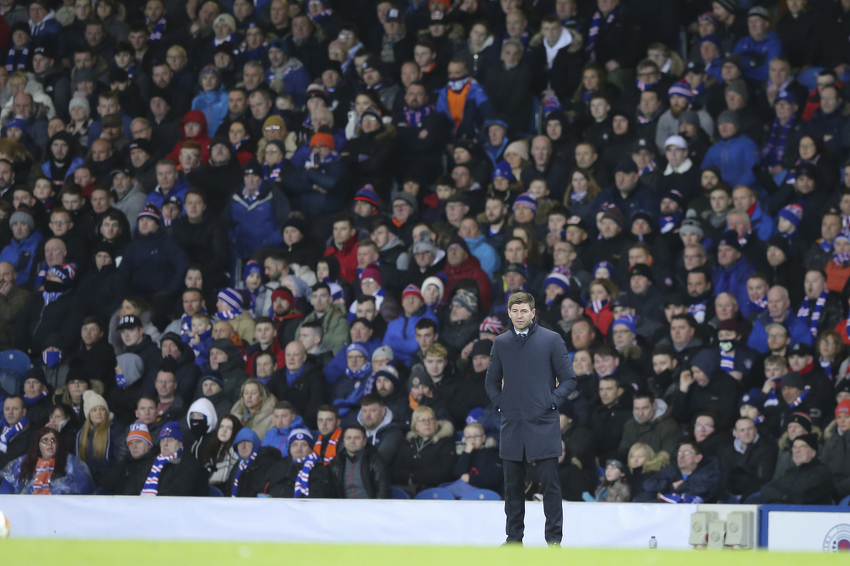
[732,186,775,243]
[225,158,290,260]
[382,285,438,365]
[460,217,499,281]
[119,204,190,303]
[589,159,659,225]
[281,131,347,219]
[191,66,229,136]
[266,38,311,108]
[0,209,42,285]
[436,58,493,140]
[634,437,724,503]
[145,160,190,213]
[747,285,813,354]
[731,7,782,83]
[712,231,756,318]
[261,400,305,455]
[701,111,760,190]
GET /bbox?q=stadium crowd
[0,0,849,505]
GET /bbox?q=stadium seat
[391,486,411,500]
[0,349,31,395]
[415,488,455,500]
[796,67,823,91]
[839,495,850,506]
[459,489,501,501]
[209,486,224,497]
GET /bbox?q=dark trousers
[503,455,563,543]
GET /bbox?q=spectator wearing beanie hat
[771,411,813,481]
[216,288,256,345]
[759,431,834,505]
[75,389,126,484]
[449,338,494,429]
[589,159,659,228]
[821,399,850,499]
[191,65,228,135]
[655,82,714,152]
[348,262,402,324]
[700,109,760,189]
[711,230,756,318]
[0,207,42,285]
[441,289,481,356]
[225,157,291,259]
[382,284,439,365]
[99,423,158,496]
[138,420,209,496]
[281,128,349,219]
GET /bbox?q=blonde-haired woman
[75,390,126,485]
[391,405,456,494]
[230,379,277,439]
[626,442,669,497]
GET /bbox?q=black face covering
[719,340,738,353]
[190,417,207,437]
[43,280,68,293]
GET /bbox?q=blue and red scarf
[232,451,257,497]
[796,290,828,338]
[586,8,616,54]
[403,104,434,128]
[761,117,795,167]
[0,415,27,453]
[294,451,320,497]
[141,448,182,496]
[147,17,166,44]
[6,43,28,72]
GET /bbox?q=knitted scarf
[502,30,529,47]
[313,428,341,465]
[141,448,182,496]
[787,388,809,410]
[761,117,794,167]
[586,8,616,54]
[659,211,681,234]
[6,44,27,72]
[32,458,55,494]
[687,301,706,323]
[820,357,833,379]
[0,415,27,453]
[404,104,434,128]
[796,290,828,338]
[231,450,257,497]
[147,17,167,43]
[215,308,242,321]
[591,298,608,314]
[24,390,48,406]
[720,350,735,372]
[42,287,69,306]
[308,7,333,22]
[635,77,659,92]
[834,252,850,267]
[819,238,834,253]
[747,295,767,316]
[638,159,656,177]
[293,451,320,497]
[264,163,284,181]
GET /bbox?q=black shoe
[548,542,561,548]
[501,541,522,547]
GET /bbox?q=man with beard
[686,267,715,324]
[41,133,85,192]
[655,82,713,150]
[358,393,404,468]
[214,88,250,137]
[448,339,493,429]
[394,82,450,184]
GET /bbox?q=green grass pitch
[1,540,847,566]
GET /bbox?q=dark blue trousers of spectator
[503,454,562,544]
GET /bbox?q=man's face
[633,398,654,424]
[155,372,177,399]
[156,164,177,190]
[228,91,247,114]
[670,319,694,346]
[361,403,384,429]
[446,242,468,267]
[120,326,144,347]
[135,399,156,424]
[332,221,352,245]
[677,443,702,473]
[687,273,710,297]
[570,322,594,350]
[182,291,203,316]
[44,240,66,266]
[343,428,367,453]
[598,379,621,406]
[593,354,618,377]
[316,411,339,436]
[81,322,102,347]
[792,439,816,466]
[767,288,789,319]
[354,301,376,322]
[823,215,841,241]
[615,171,638,194]
[748,14,768,40]
[717,244,740,268]
[128,438,152,459]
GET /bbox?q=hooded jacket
[225,181,290,259]
[225,428,282,497]
[443,253,492,311]
[358,406,405,468]
[191,88,228,136]
[391,419,457,491]
[617,398,681,461]
[671,349,742,429]
[165,109,211,164]
[260,414,305,455]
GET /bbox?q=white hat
[664,135,687,150]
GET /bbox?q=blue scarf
[116,372,127,389]
[761,117,795,167]
[308,7,333,22]
[286,366,305,386]
[688,301,706,323]
[747,295,767,316]
[659,211,681,234]
[141,448,182,496]
[586,8,616,54]
[6,43,28,72]
[24,390,48,406]
[232,451,257,497]
[503,30,529,47]
[216,308,242,321]
[264,163,284,182]
[820,357,833,379]
[147,17,166,43]
[403,104,434,128]
[591,299,608,314]
[639,159,657,177]
[42,288,69,306]
[796,290,828,338]
[293,451,320,497]
[126,63,135,79]
[819,238,834,253]
[787,388,809,410]
[0,415,27,453]
[720,350,735,372]
[334,363,371,415]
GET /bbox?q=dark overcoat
[485,318,576,462]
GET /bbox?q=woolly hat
[159,421,183,442]
[471,339,494,358]
[345,342,369,359]
[778,204,803,228]
[479,316,503,335]
[328,282,344,301]
[354,185,380,208]
[668,81,693,101]
[513,192,538,214]
[690,348,720,377]
[263,115,287,132]
[614,159,638,174]
[421,276,445,303]
[714,0,737,13]
[360,263,382,286]
[717,110,740,129]
[630,211,654,230]
[305,83,327,102]
[23,367,48,388]
[271,287,295,308]
[243,158,262,176]
[725,79,748,102]
[781,372,806,390]
[160,332,186,355]
[448,234,471,255]
[505,263,528,280]
[392,191,418,215]
[268,37,289,56]
[679,110,701,128]
[776,90,798,105]
[310,132,335,150]
[287,428,314,447]
[201,372,224,389]
[402,284,423,301]
[836,399,850,419]
[116,353,144,388]
[718,230,742,252]
[217,288,243,311]
[409,365,434,390]
[68,94,90,115]
[739,388,765,412]
[594,260,616,279]
[127,423,153,447]
[213,13,236,31]
[679,218,704,238]
[787,412,813,433]
[198,65,221,85]
[794,433,818,452]
[413,234,437,255]
[504,140,529,161]
[9,209,34,231]
[371,345,393,362]
[612,314,637,336]
[138,204,161,223]
[452,289,478,313]
[282,215,308,237]
[374,365,400,387]
[82,390,108,417]
[662,189,684,209]
[5,118,26,134]
[243,260,262,281]
[601,208,624,229]
[492,161,516,182]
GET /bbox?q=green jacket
[295,306,350,355]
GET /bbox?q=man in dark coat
[328,424,391,499]
[759,434,835,505]
[185,138,243,217]
[719,417,778,501]
[485,292,576,546]
[225,428,282,497]
[588,376,633,462]
[671,348,741,430]
[150,422,209,496]
[636,437,725,503]
[0,396,35,469]
[100,424,158,495]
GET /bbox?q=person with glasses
[635,437,723,503]
[391,404,456,495]
[0,426,93,494]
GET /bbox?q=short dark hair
[311,282,331,295]
[332,213,355,229]
[81,316,106,333]
[671,313,698,330]
[317,404,339,417]
[343,424,367,437]
[273,400,296,412]
[679,436,701,454]
[360,394,384,407]
[507,291,535,310]
[415,318,437,332]
[633,389,654,403]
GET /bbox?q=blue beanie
[287,428,314,446]
[375,366,400,387]
[159,421,184,442]
[492,161,516,182]
[594,261,616,280]
[217,288,243,310]
[242,260,261,281]
[778,204,803,229]
[512,192,538,214]
[611,314,637,336]
[739,388,765,412]
[346,342,369,359]
[691,348,720,378]
[544,272,571,293]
